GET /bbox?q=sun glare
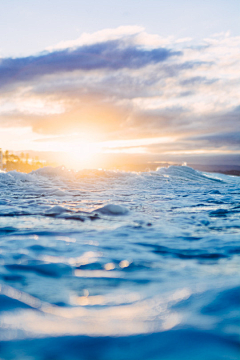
[39,135,176,170]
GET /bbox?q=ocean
[0,165,239,359]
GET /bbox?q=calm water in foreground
[0,165,239,359]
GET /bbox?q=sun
[65,142,102,170]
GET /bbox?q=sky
[0,0,239,169]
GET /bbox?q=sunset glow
[0,1,239,170]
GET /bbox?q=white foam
[95,204,129,215]
[45,206,67,215]
[8,171,32,182]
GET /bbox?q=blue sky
[1,0,239,57]
[0,0,239,168]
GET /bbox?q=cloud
[0,40,181,89]
[180,76,218,86]
[0,28,239,158]
[46,26,174,51]
[186,131,240,150]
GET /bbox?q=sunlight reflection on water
[0,166,239,359]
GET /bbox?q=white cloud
[0,28,239,156]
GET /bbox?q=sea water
[0,166,239,359]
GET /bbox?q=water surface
[0,166,239,359]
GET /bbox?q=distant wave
[155,165,224,182]
[0,165,235,185]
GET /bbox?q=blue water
[0,166,239,359]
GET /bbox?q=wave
[155,165,225,182]
[0,165,236,185]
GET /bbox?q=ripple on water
[0,166,239,359]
